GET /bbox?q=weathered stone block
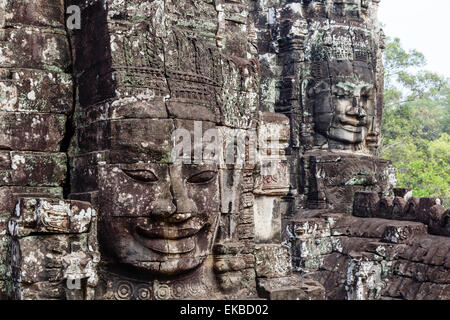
[393,260,449,284]
[240,192,254,209]
[257,112,290,151]
[239,208,254,225]
[214,254,254,274]
[101,95,168,121]
[417,197,441,225]
[353,192,379,218]
[377,197,394,219]
[428,206,450,237]
[213,241,252,256]
[254,244,291,278]
[77,118,175,163]
[218,63,258,129]
[69,152,111,195]
[257,275,325,300]
[254,113,290,196]
[254,160,290,196]
[0,70,72,114]
[219,169,243,214]
[13,281,66,300]
[253,196,282,243]
[382,222,428,244]
[287,218,331,240]
[0,29,70,72]
[332,216,394,238]
[236,223,255,240]
[269,285,325,300]
[0,186,63,211]
[11,235,69,284]
[364,241,408,261]
[401,197,420,221]
[346,253,385,300]
[0,113,66,152]
[0,233,11,279]
[0,152,67,187]
[9,198,94,236]
[392,197,407,220]
[321,253,351,273]
[302,152,395,213]
[216,126,257,170]
[293,237,333,259]
[393,188,412,199]
[8,197,99,300]
[3,0,65,28]
[0,185,15,215]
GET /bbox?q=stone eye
[334,90,348,98]
[123,170,158,183]
[187,171,217,184]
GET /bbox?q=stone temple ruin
[0,0,448,300]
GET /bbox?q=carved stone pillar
[0,0,73,298]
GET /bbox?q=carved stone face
[312,62,376,146]
[328,80,374,143]
[98,125,221,276]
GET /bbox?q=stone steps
[332,216,429,243]
[353,192,450,237]
[287,210,450,300]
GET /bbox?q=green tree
[381,37,450,206]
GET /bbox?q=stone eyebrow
[335,82,373,92]
[335,82,358,93]
[360,83,374,91]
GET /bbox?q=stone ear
[308,80,330,98]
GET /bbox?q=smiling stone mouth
[340,124,364,133]
[135,225,204,240]
[134,225,206,254]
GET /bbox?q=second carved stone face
[328,80,374,144]
[312,61,376,147]
[98,128,221,276]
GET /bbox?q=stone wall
[8,198,98,299]
[0,0,72,298]
[283,191,450,300]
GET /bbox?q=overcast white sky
[378,0,450,78]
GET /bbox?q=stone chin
[133,256,208,276]
[110,236,211,276]
[328,126,369,144]
[100,215,219,276]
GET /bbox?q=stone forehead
[109,26,256,124]
[310,61,375,85]
[110,26,246,91]
[306,26,377,64]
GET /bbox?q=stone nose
[148,198,177,219]
[174,197,197,215]
[348,97,367,119]
[168,165,198,215]
[170,178,198,215]
[148,183,198,221]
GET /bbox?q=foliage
[381,37,450,206]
